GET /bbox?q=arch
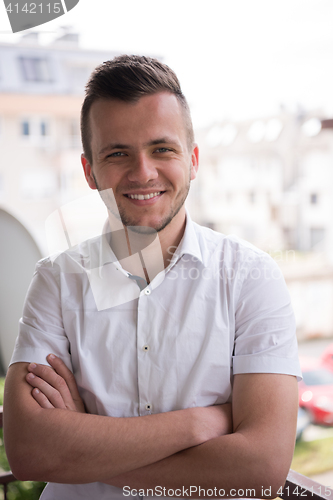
[0,208,42,374]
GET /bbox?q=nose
[126,153,158,184]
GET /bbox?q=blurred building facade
[0,31,120,371]
[190,113,333,255]
[187,113,333,340]
[0,30,119,253]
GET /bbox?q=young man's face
[81,92,199,234]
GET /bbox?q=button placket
[137,293,154,416]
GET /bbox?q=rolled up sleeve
[232,252,302,381]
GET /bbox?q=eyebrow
[98,137,181,156]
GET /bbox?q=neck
[106,209,187,280]
[156,212,186,268]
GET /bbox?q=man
[4,55,301,500]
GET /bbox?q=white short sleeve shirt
[10,214,302,500]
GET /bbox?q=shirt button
[143,344,150,351]
[144,288,151,295]
[145,403,152,411]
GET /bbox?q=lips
[126,191,162,200]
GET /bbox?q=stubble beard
[92,169,191,235]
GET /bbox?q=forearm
[4,363,231,484]
[108,374,299,499]
[7,406,198,482]
[4,364,198,483]
[108,431,288,499]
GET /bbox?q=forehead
[89,92,188,151]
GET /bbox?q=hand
[26,354,86,413]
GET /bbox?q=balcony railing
[281,470,333,500]
[1,406,333,500]
[0,406,16,500]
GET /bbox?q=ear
[81,154,97,190]
[190,143,199,181]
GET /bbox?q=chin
[118,211,168,233]
[119,196,186,234]
[126,225,158,235]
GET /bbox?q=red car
[320,343,333,372]
[299,358,333,425]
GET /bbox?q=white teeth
[127,192,161,200]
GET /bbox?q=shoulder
[35,234,103,275]
[192,221,275,271]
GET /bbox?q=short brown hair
[81,54,194,164]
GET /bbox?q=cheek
[98,170,122,188]
[168,164,190,183]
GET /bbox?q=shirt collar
[97,221,130,278]
[168,209,204,268]
[98,210,205,275]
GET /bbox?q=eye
[107,151,126,158]
[155,147,172,153]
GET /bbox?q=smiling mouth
[125,191,164,200]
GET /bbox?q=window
[310,193,318,204]
[21,120,30,136]
[19,57,52,82]
[20,117,51,142]
[40,121,48,136]
[310,227,325,250]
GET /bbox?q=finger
[26,372,67,409]
[46,354,82,403]
[31,387,55,409]
[26,366,72,410]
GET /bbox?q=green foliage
[1,481,46,500]
[0,378,46,499]
[0,378,4,405]
[0,429,9,472]
[292,435,333,476]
